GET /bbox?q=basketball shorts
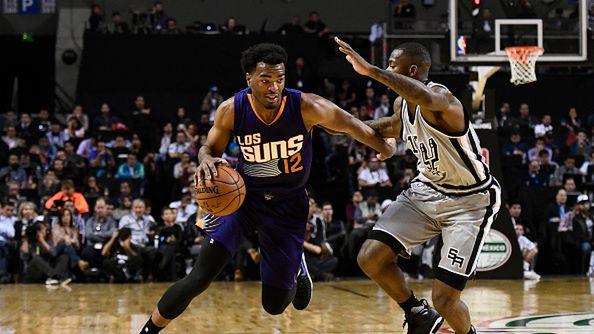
[203,189,309,290]
[369,180,501,290]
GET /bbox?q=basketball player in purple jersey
[141,43,395,333]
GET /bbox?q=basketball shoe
[403,299,443,334]
[292,253,312,310]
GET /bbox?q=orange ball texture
[194,166,246,216]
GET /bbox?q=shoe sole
[430,316,444,334]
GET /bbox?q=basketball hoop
[505,46,544,85]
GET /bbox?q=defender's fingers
[201,166,212,181]
[207,162,218,178]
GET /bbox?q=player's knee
[357,241,391,278]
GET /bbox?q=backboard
[449,0,589,64]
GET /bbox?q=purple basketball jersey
[233,88,312,196]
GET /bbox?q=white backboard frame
[449,0,589,63]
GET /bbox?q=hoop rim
[504,46,545,56]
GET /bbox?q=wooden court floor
[0,278,593,333]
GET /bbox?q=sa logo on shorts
[476,229,512,272]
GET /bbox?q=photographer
[20,222,70,285]
[102,228,143,283]
[45,179,89,215]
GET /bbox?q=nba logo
[457,35,467,55]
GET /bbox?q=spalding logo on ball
[195,165,246,216]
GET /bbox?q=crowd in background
[498,102,594,278]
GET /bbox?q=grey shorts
[369,180,501,290]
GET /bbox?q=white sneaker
[524,270,541,280]
[45,278,59,285]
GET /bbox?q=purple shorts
[203,190,309,289]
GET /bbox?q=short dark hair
[321,201,332,208]
[240,43,288,74]
[395,42,431,67]
[509,199,521,207]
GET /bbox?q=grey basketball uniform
[371,81,501,290]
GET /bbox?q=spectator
[13,202,38,242]
[17,113,37,146]
[34,109,52,136]
[320,202,347,255]
[347,192,382,262]
[220,17,246,34]
[538,150,558,181]
[563,177,580,200]
[304,217,337,281]
[162,18,181,34]
[113,196,133,222]
[0,201,15,283]
[108,11,130,34]
[169,193,197,224]
[526,160,547,187]
[515,223,540,280]
[497,102,514,129]
[319,78,336,102]
[517,0,536,18]
[570,130,592,158]
[358,156,392,189]
[155,207,183,281]
[549,7,569,30]
[345,190,363,230]
[94,103,119,133]
[20,222,70,285]
[83,176,104,209]
[515,103,538,131]
[502,131,528,160]
[472,8,494,53]
[52,208,88,272]
[89,139,115,178]
[101,228,143,283]
[560,107,582,134]
[46,122,69,149]
[360,87,379,118]
[76,136,96,159]
[174,107,191,130]
[150,1,169,33]
[67,105,89,131]
[118,199,155,247]
[116,153,145,180]
[168,131,190,160]
[534,114,553,138]
[552,156,580,186]
[579,151,594,182]
[277,16,303,35]
[201,86,224,125]
[65,117,85,139]
[527,137,553,162]
[288,57,314,92]
[159,123,174,159]
[89,4,104,32]
[45,179,90,215]
[2,126,25,150]
[374,94,391,119]
[0,153,27,187]
[571,195,593,276]
[38,169,60,201]
[83,198,117,268]
[303,11,329,37]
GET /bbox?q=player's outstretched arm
[301,93,395,160]
[335,37,461,116]
[196,98,233,183]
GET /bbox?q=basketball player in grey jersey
[335,37,501,334]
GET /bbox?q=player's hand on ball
[335,37,373,77]
[377,138,396,161]
[195,157,229,184]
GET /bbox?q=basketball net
[505,46,544,85]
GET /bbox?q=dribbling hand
[335,37,373,77]
[195,157,230,185]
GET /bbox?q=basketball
[194,165,246,216]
